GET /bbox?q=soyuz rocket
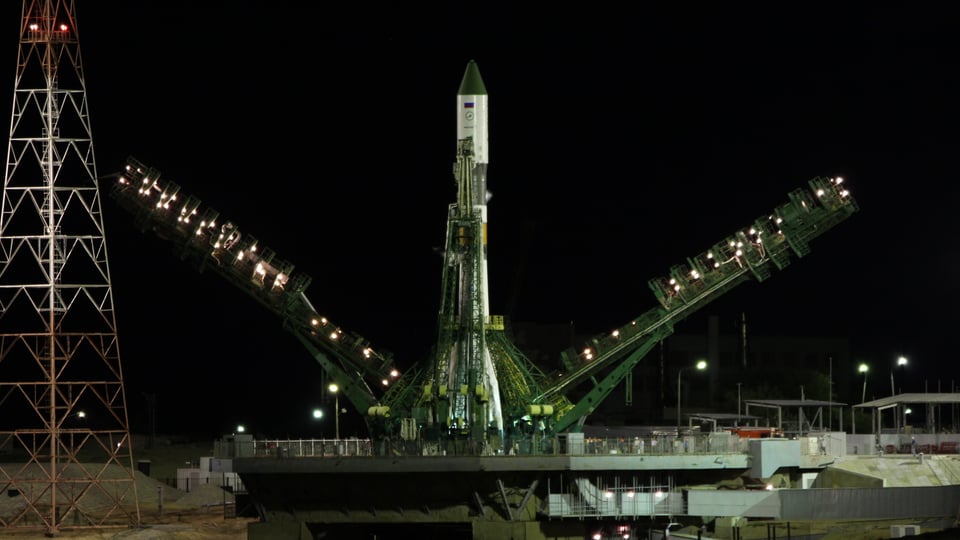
[438,60,504,437]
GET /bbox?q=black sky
[2,3,958,438]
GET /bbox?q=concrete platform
[827,453,960,487]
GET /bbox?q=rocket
[440,60,504,437]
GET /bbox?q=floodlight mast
[0,1,141,534]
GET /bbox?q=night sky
[2,3,957,438]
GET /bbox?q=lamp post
[736,382,743,425]
[312,408,324,437]
[859,363,869,403]
[677,360,707,432]
[894,355,908,395]
[328,383,340,440]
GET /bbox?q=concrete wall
[812,467,884,488]
[689,484,960,520]
[689,490,779,518]
[748,438,800,478]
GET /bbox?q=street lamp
[677,359,707,432]
[859,363,869,403]
[894,355,908,395]
[312,408,324,437]
[328,383,340,440]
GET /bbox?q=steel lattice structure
[0,0,140,534]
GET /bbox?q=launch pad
[214,433,960,540]
[106,61,858,540]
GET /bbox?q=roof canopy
[854,393,960,409]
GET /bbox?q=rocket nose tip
[459,60,486,94]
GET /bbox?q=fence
[214,433,752,458]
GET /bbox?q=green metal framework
[107,158,406,435]
[547,176,858,436]
[417,140,564,438]
[109,156,857,448]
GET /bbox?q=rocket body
[444,60,503,435]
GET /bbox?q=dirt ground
[0,441,259,539]
[0,512,257,539]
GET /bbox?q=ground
[0,513,256,539]
[0,440,257,539]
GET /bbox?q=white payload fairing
[457,60,489,177]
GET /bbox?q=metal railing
[214,433,752,458]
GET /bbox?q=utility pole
[736,382,743,424]
[828,356,833,431]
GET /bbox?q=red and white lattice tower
[0,1,140,534]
